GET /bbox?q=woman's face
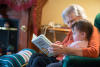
[64,12,80,28]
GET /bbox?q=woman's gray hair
[62,4,87,23]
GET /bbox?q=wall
[41,0,100,25]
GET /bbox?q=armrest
[63,56,100,67]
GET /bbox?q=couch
[63,56,100,67]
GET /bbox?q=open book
[31,34,54,57]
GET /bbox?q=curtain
[0,0,34,11]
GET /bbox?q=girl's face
[72,27,86,41]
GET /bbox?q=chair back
[94,13,100,32]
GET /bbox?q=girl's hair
[62,4,87,23]
[72,19,93,41]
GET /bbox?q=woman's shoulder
[89,26,99,44]
[93,26,99,32]
[92,26,99,36]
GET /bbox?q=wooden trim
[27,0,48,52]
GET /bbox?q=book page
[32,34,53,56]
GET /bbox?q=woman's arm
[51,44,83,56]
[82,27,99,58]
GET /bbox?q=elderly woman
[52,4,99,58]
[26,4,99,67]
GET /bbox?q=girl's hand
[54,41,62,45]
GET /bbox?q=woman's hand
[51,44,67,55]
